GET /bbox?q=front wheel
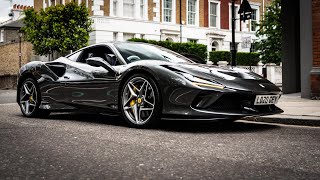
[120,74,161,128]
[18,78,50,118]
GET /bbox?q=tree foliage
[255,0,281,64]
[22,2,93,58]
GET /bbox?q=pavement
[0,90,320,126]
[244,93,320,127]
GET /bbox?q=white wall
[89,15,258,53]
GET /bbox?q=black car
[17,42,283,127]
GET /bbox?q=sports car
[17,42,283,127]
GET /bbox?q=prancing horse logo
[259,84,265,88]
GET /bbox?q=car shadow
[45,113,280,133]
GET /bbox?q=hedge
[209,51,230,64]
[237,52,260,66]
[128,38,207,60]
[209,51,260,66]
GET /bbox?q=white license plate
[254,95,280,105]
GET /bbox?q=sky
[0,0,33,22]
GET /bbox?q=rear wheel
[120,74,161,128]
[18,78,50,118]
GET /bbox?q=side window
[77,46,122,66]
[67,51,82,62]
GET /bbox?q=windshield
[114,43,195,64]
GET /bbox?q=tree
[255,0,281,64]
[22,2,93,60]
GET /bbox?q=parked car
[17,42,283,127]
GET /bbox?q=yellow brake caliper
[130,99,136,107]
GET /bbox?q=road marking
[0,103,17,106]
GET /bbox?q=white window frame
[162,0,176,23]
[139,0,148,20]
[250,7,260,32]
[140,0,144,19]
[123,0,135,18]
[113,32,118,41]
[113,0,118,16]
[209,0,220,28]
[110,0,120,17]
[0,29,4,42]
[187,0,199,26]
[110,0,147,19]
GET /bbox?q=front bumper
[162,88,283,120]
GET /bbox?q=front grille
[207,94,255,111]
[206,93,276,114]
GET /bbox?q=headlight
[180,73,225,89]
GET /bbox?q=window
[211,41,218,51]
[165,37,174,42]
[187,39,198,44]
[114,43,193,64]
[77,46,120,66]
[113,32,118,41]
[50,0,55,6]
[163,0,173,22]
[67,51,82,62]
[0,29,4,42]
[251,9,257,31]
[188,0,197,25]
[209,2,218,27]
[123,0,134,17]
[113,0,117,16]
[140,0,144,18]
[123,33,135,41]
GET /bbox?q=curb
[242,116,320,127]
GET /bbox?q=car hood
[166,62,281,93]
[118,60,281,93]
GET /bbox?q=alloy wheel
[20,80,38,116]
[122,77,155,125]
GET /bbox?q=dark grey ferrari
[17,42,283,127]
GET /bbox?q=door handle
[63,76,70,79]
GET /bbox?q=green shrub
[128,38,207,60]
[209,51,231,64]
[209,51,260,66]
[237,52,260,66]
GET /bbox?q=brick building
[34,0,270,53]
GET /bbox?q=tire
[120,74,161,128]
[18,78,50,118]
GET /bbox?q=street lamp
[18,30,23,69]
[180,0,182,43]
[232,0,253,67]
[231,0,237,67]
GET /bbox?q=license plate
[254,95,280,105]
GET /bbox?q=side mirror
[86,57,115,75]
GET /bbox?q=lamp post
[231,0,237,67]
[18,30,23,69]
[180,0,182,43]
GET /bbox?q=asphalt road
[0,91,320,179]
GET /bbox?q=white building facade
[37,0,265,53]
